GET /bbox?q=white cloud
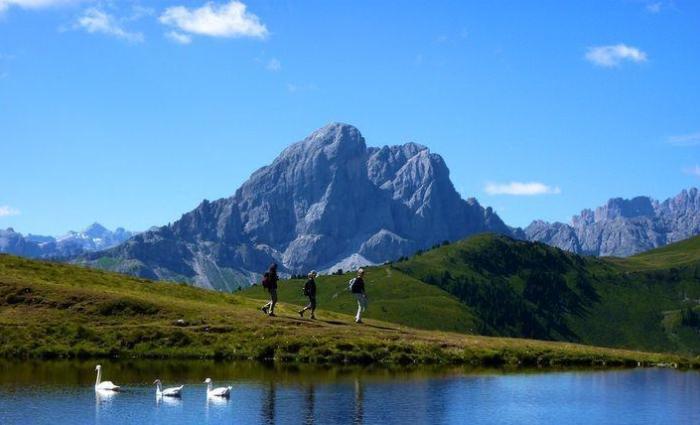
[585,44,647,67]
[159,1,268,41]
[683,165,700,177]
[0,206,20,217]
[76,8,143,42]
[265,58,280,71]
[484,182,561,196]
[667,132,700,147]
[166,30,191,44]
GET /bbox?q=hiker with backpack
[298,270,317,319]
[349,268,367,324]
[261,263,279,317]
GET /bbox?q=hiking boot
[298,310,304,318]
[261,306,269,314]
[355,319,362,324]
[310,315,316,320]
[268,313,276,317]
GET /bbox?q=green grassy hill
[243,266,479,333]
[611,235,700,270]
[390,234,700,355]
[1,253,694,368]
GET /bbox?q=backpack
[348,278,357,292]
[262,276,270,289]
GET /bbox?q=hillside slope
[0,254,693,367]
[393,234,700,354]
[243,266,479,333]
[612,234,700,270]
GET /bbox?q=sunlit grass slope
[242,266,479,333]
[610,235,700,270]
[392,234,700,355]
[1,253,695,368]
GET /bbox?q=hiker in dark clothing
[299,270,317,319]
[350,268,367,323]
[261,263,279,316]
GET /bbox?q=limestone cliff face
[525,188,700,257]
[87,123,512,290]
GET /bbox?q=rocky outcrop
[525,188,700,256]
[86,123,513,290]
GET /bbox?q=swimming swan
[204,378,231,397]
[94,365,120,392]
[154,379,183,397]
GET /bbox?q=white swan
[204,378,231,397]
[154,379,183,397]
[94,365,120,392]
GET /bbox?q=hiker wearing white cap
[299,270,317,319]
[349,268,367,323]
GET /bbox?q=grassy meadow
[1,253,697,368]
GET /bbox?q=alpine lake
[0,360,698,425]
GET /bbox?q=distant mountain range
[525,188,700,256]
[0,223,135,258]
[83,123,513,290]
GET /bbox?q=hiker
[299,270,317,319]
[261,263,279,316]
[350,268,367,323]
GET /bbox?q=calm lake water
[0,361,698,425]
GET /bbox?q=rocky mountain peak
[86,123,512,290]
[83,222,110,238]
[593,196,655,222]
[274,122,366,166]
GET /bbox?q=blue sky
[1,0,699,235]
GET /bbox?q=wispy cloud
[286,82,316,93]
[667,132,700,147]
[683,165,700,177]
[165,30,191,44]
[75,8,143,42]
[0,206,20,217]
[265,58,280,71]
[585,44,647,67]
[159,1,268,43]
[484,182,561,196]
[0,0,83,13]
[646,2,662,13]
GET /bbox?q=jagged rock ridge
[86,123,513,290]
[525,188,700,256]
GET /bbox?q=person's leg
[355,294,363,322]
[299,297,311,317]
[310,297,316,319]
[262,295,270,313]
[269,289,278,315]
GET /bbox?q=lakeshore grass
[1,253,698,368]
